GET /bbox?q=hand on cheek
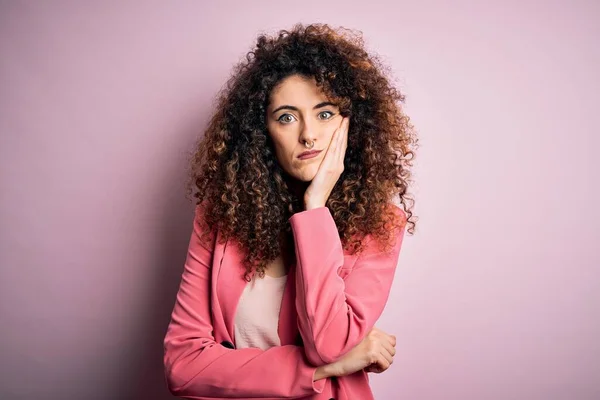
[304,117,349,210]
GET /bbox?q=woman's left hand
[304,116,349,210]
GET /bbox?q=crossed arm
[290,205,406,366]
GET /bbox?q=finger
[324,122,341,161]
[333,119,344,151]
[325,129,337,154]
[368,345,393,373]
[340,118,349,163]
[338,118,347,149]
[334,119,343,161]
[324,117,347,169]
[376,330,396,356]
[334,118,347,164]
[379,344,394,366]
[374,352,391,371]
[377,329,396,346]
[381,337,396,358]
[323,123,342,169]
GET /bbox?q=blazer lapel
[216,235,248,344]
[277,262,299,346]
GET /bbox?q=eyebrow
[271,101,337,115]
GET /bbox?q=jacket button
[220,340,235,349]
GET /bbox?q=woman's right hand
[332,326,397,376]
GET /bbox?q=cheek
[267,139,287,167]
[269,132,295,159]
[274,145,289,165]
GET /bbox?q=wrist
[313,362,342,381]
[304,198,325,210]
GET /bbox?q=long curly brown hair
[186,23,418,282]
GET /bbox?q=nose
[298,119,318,147]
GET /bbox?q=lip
[298,150,322,160]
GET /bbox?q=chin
[295,169,318,182]
[281,163,316,182]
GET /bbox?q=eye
[318,111,335,120]
[277,113,297,124]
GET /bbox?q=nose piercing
[304,140,315,149]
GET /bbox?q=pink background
[1,1,598,399]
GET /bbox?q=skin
[267,74,396,379]
[314,327,397,380]
[266,74,349,210]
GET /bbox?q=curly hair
[185,23,418,282]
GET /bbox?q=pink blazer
[163,203,406,400]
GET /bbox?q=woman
[163,23,418,400]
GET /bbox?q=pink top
[234,273,288,350]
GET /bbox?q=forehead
[269,75,329,106]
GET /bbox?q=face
[266,74,342,182]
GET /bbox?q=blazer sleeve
[163,204,328,399]
[289,204,406,366]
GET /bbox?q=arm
[163,203,328,399]
[290,204,406,366]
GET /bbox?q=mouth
[297,150,322,160]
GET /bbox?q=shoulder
[192,200,218,249]
[384,202,408,229]
[354,202,406,252]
